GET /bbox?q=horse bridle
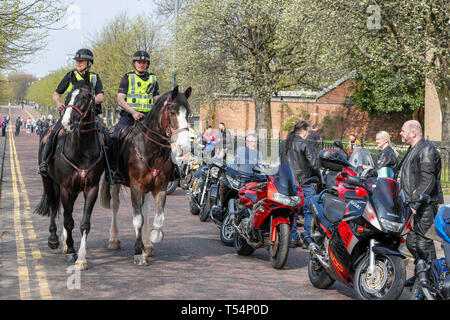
[135,99,189,149]
[63,87,96,133]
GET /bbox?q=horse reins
[60,88,104,189]
[132,98,189,179]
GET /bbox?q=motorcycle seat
[324,170,339,187]
[322,194,346,223]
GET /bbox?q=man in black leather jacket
[281,120,321,248]
[397,120,444,286]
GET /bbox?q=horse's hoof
[75,261,88,271]
[107,240,121,250]
[65,253,78,263]
[48,240,60,250]
[133,254,148,266]
[144,246,154,257]
[150,229,164,244]
[61,244,68,254]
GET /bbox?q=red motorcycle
[229,164,312,269]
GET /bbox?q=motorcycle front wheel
[199,190,211,222]
[269,223,290,269]
[166,180,179,195]
[220,211,235,246]
[354,254,405,300]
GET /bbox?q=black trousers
[406,203,438,262]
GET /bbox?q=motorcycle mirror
[333,141,344,151]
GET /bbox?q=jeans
[291,184,316,240]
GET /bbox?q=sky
[20,0,163,78]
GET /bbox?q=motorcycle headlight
[210,167,220,179]
[273,193,301,207]
[380,218,404,233]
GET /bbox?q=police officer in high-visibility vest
[38,48,107,177]
[107,50,160,184]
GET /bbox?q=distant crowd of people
[0,113,56,137]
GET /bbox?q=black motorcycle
[186,157,225,221]
[305,173,430,300]
[208,164,266,246]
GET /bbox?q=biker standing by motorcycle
[281,120,321,248]
[397,120,444,287]
[374,130,398,176]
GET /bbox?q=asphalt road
[0,105,447,301]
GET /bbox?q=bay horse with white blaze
[34,74,105,270]
[100,85,191,265]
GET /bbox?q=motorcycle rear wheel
[269,223,290,269]
[308,252,335,289]
[354,254,405,300]
[234,233,255,256]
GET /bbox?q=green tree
[0,0,66,70]
[25,67,70,107]
[176,0,326,137]
[7,72,37,103]
[0,75,13,104]
[312,0,449,147]
[90,14,172,117]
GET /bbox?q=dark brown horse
[100,85,191,265]
[34,74,105,270]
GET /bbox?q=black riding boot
[106,134,124,185]
[38,122,61,176]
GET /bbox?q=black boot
[106,134,124,185]
[38,132,54,177]
[405,275,416,287]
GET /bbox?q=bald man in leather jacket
[397,120,444,286]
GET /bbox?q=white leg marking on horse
[150,191,166,244]
[75,231,88,271]
[133,214,143,237]
[61,228,68,253]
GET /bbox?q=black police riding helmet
[132,50,151,68]
[74,48,94,64]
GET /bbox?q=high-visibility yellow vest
[125,73,157,112]
[66,71,98,94]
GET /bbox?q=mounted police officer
[107,50,160,184]
[38,48,109,177]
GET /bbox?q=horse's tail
[99,173,111,209]
[34,187,60,217]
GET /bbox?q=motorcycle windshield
[365,178,405,222]
[272,165,298,196]
[349,148,374,169]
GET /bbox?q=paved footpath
[0,105,448,301]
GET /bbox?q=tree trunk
[437,83,449,149]
[254,96,272,139]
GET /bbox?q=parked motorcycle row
[173,141,449,300]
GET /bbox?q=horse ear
[184,87,192,99]
[171,85,179,101]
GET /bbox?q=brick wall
[199,80,407,142]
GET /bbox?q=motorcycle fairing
[328,246,353,286]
